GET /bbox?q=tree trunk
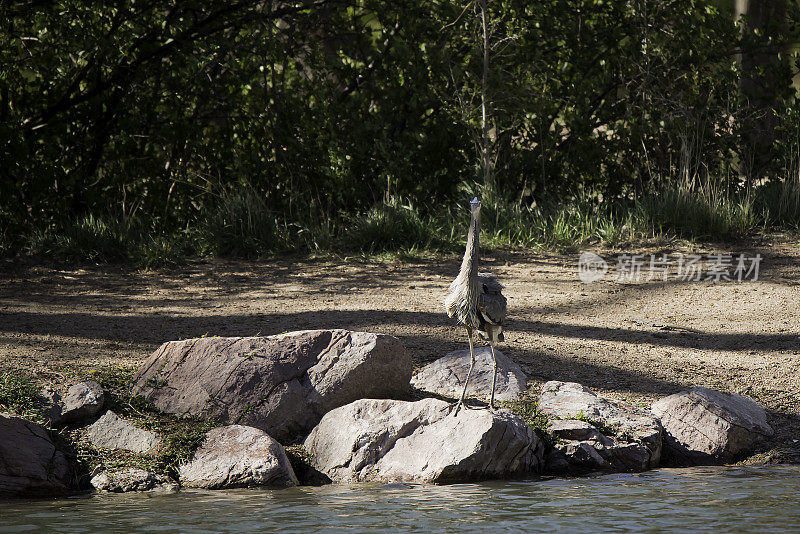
[480,0,492,190]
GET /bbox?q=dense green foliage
[1,1,799,263]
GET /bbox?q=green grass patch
[756,176,800,229]
[342,200,452,254]
[573,410,619,437]
[11,177,800,267]
[638,181,762,239]
[0,371,49,424]
[195,187,283,258]
[26,214,132,263]
[87,365,217,479]
[502,397,560,449]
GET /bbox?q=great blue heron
[444,197,507,413]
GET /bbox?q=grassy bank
[4,177,800,268]
[0,368,215,483]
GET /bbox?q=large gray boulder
[132,330,413,442]
[86,411,162,454]
[179,425,298,489]
[651,387,774,465]
[0,413,73,497]
[411,347,527,403]
[304,398,543,484]
[539,381,662,473]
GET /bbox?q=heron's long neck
[458,209,480,283]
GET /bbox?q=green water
[1,466,799,533]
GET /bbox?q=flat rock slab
[652,387,774,465]
[179,425,298,489]
[0,413,73,497]
[410,347,527,402]
[91,468,177,493]
[539,381,662,473]
[304,398,543,484]
[133,330,413,442]
[548,418,605,442]
[86,411,162,454]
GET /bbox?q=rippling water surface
[2,466,799,533]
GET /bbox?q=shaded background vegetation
[1,0,799,265]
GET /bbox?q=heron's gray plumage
[444,201,481,329]
[444,197,507,412]
[477,273,506,343]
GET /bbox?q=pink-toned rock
[61,381,105,423]
[652,387,773,465]
[133,330,413,442]
[43,381,106,426]
[86,411,162,454]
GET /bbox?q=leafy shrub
[343,201,447,253]
[196,188,280,258]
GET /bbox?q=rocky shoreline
[0,330,779,498]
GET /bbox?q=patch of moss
[284,443,311,469]
[502,397,566,451]
[153,417,217,477]
[503,398,549,433]
[574,410,619,437]
[737,445,800,465]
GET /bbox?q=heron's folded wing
[477,272,505,291]
[478,291,507,326]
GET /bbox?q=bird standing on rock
[444,197,507,414]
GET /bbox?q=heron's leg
[454,326,475,415]
[489,341,498,410]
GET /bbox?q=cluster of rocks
[0,378,172,497]
[0,329,777,498]
[539,381,663,473]
[132,330,413,443]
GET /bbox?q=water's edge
[2,466,799,533]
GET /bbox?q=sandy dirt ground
[1,235,799,460]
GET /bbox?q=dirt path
[2,236,799,458]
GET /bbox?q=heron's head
[470,197,481,213]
